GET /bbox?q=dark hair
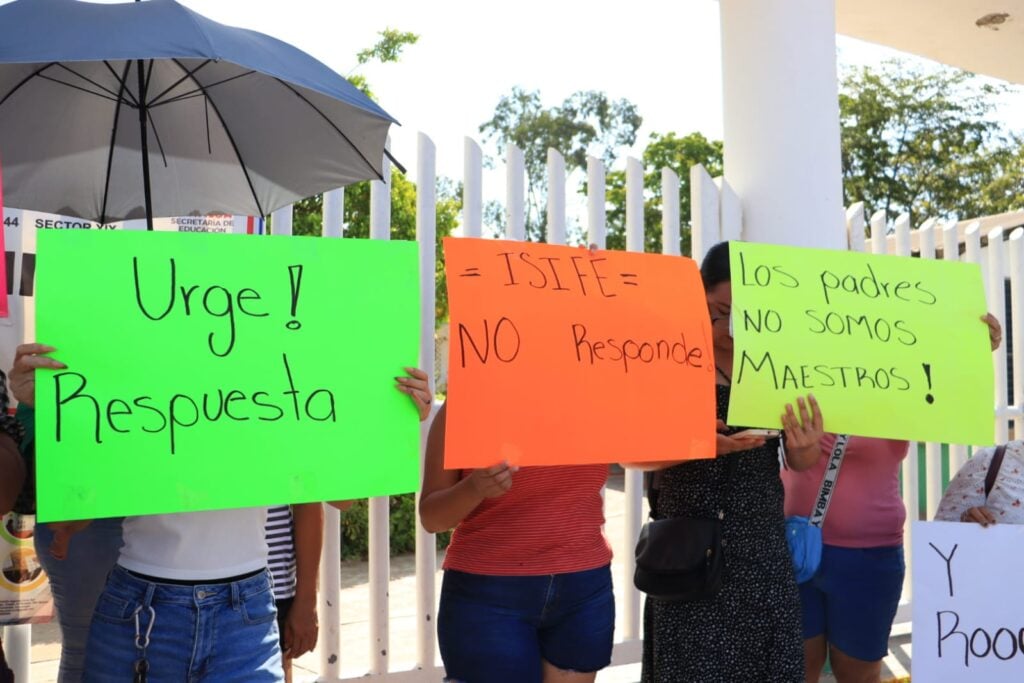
[700,241,731,290]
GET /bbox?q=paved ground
[25,475,913,682]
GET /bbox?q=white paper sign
[912,520,1024,681]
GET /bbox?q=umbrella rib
[272,77,385,182]
[149,71,258,109]
[146,108,169,168]
[100,61,134,226]
[170,59,265,217]
[0,62,57,109]
[55,64,126,102]
[147,59,213,108]
[102,61,139,107]
[35,74,126,105]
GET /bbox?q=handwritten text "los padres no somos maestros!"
[457,250,707,374]
[735,251,938,393]
[51,257,337,455]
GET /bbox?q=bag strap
[984,444,1008,499]
[808,434,850,529]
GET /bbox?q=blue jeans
[83,566,283,683]
[437,565,615,683]
[34,517,124,683]
[799,544,905,661]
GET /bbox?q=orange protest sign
[443,237,717,468]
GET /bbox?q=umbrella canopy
[0,0,399,225]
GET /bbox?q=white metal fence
[4,136,1020,681]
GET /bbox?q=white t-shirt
[936,441,1024,524]
[119,508,270,580]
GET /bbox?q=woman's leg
[803,635,828,682]
[34,517,123,682]
[798,577,828,682]
[829,644,882,683]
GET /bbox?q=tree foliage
[840,60,1024,223]
[604,132,722,254]
[479,87,642,241]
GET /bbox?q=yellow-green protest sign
[726,242,994,445]
[35,230,420,522]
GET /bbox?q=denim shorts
[799,544,905,661]
[83,565,283,682]
[437,564,615,683]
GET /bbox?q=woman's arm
[285,502,324,659]
[418,403,514,533]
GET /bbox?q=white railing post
[463,137,483,238]
[690,164,721,261]
[987,227,1009,444]
[319,189,344,681]
[869,210,887,255]
[368,148,392,675]
[271,204,293,236]
[845,202,865,252]
[506,144,526,241]
[893,213,916,603]
[587,156,606,249]
[942,222,969,474]
[917,220,943,520]
[964,222,985,300]
[2,625,30,682]
[623,157,645,641]
[322,189,344,238]
[718,178,742,242]
[546,149,566,245]
[661,168,681,256]
[1008,229,1024,443]
[415,132,439,672]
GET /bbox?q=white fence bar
[271,204,293,236]
[622,157,645,642]
[462,137,483,238]
[368,149,392,674]
[1009,229,1024,441]
[869,209,887,255]
[845,202,865,252]
[964,222,985,297]
[587,156,606,249]
[718,178,742,243]
[661,168,681,256]
[690,164,720,261]
[506,144,526,241]
[547,148,567,246]
[917,220,943,520]
[942,222,969,473]
[988,227,1010,444]
[319,189,345,680]
[2,625,30,682]
[891,213,916,602]
[322,188,344,238]
[414,132,439,672]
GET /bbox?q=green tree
[840,60,1024,224]
[479,87,642,241]
[604,131,723,254]
[285,28,460,322]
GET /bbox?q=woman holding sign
[420,403,614,683]
[784,314,1001,683]
[640,241,823,683]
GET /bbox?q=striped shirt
[442,465,613,576]
[265,505,296,600]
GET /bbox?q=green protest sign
[35,230,420,522]
[726,242,994,446]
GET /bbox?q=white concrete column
[719,0,844,248]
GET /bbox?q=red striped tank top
[442,464,613,576]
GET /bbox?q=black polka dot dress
[641,384,803,682]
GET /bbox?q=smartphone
[731,428,780,439]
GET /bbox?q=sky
[5,0,1023,213]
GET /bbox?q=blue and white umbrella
[0,0,401,227]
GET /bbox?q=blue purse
[784,434,849,584]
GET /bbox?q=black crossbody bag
[634,456,738,602]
